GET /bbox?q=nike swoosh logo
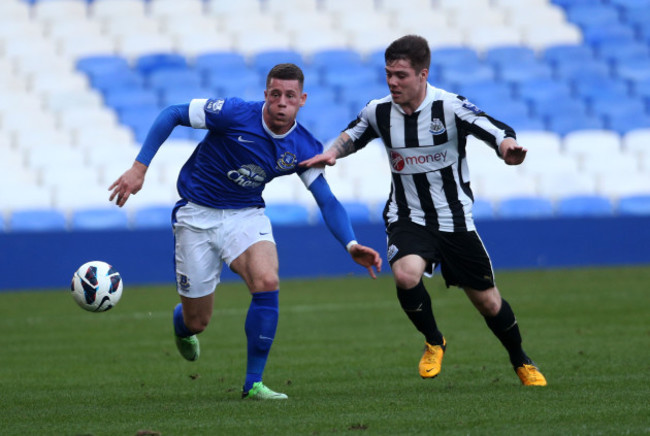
[238,135,254,143]
[259,232,270,235]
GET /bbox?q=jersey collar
[261,103,298,139]
[392,83,437,115]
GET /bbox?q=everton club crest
[276,151,297,171]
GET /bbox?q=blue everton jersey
[180,97,324,209]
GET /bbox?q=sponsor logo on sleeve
[462,101,482,114]
[206,99,225,114]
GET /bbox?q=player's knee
[251,273,279,293]
[392,269,420,290]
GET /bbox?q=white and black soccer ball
[71,261,123,312]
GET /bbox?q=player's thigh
[230,240,279,293]
[174,224,222,298]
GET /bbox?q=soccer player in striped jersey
[301,36,546,386]
[109,63,382,400]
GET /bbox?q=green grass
[1,266,649,435]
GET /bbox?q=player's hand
[299,150,338,168]
[108,161,147,207]
[349,244,382,279]
[500,138,527,165]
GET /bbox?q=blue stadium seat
[160,86,214,107]
[605,112,650,134]
[534,96,588,121]
[615,59,650,84]
[583,24,636,49]
[498,196,554,219]
[194,52,247,74]
[430,47,480,72]
[206,68,261,95]
[553,59,610,84]
[575,78,629,102]
[148,69,203,92]
[542,44,594,67]
[341,82,388,113]
[132,206,173,229]
[70,208,130,230]
[484,46,537,69]
[264,203,311,225]
[632,78,650,106]
[506,116,546,132]
[310,48,363,72]
[498,61,553,86]
[9,209,68,232]
[472,198,495,220]
[600,42,650,68]
[517,78,572,108]
[252,49,305,74]
[566,4,621,29]
[440,63,495,89]
[589,95,646,123]
[617,194,650,215]
[90,69,145,95]
[547,112,604,136]
[76,55,130,79]
[135,53,188,76]
[119,106,161,143]
[556,195,614,217]
[455,81,511,109]
[104,88,159,113]
[483,99,530,121]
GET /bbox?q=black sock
[484,299,528,367]
[396,280,444,346]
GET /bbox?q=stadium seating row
[3,193,650,233]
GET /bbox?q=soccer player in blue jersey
[109,63,382,400]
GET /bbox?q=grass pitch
[1,266,649,435]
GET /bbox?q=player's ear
[300,92,307,107]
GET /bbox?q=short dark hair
[266,63,304,89]
[385,35,431,73]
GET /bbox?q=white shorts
[173,202,275,298]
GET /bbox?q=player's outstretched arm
[108,161,147,207]
[499,137,527,165]
[300,132,356,168]
[348,243,382,279]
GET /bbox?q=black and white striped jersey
[345,84,515,232]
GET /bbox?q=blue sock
[173,303,194,338]
[243,290,279,391]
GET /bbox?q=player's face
[385,59,428,115]
[263,78,306,135]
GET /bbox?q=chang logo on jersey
[206,99,225,114]
[227,164,266,188]
[275,151,297,171]
[429,118,446,135]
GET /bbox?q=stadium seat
[484,45,537,68]
[497,196,555,219]
[622,128,650,158]
[264,203,311,226]
[194,52,247,75]
[566,4,621,29]
[617,194,650,215]
[472,198,495,220]
[76,55,130,79]
[583,24,636,49]
[252,50,305,75]
[563,129,622,159]
[536,171,597,200]
[70,208,130,230]
[547,112,604,136]
[131,205,173,229]
[148,69,203,93]
[556,195,614,217]
[606,112,650,135]
[9,209,68,232]
[542,43,595,67]
[135,53,188,76]
[440,63,496,89]
[498,61,553,86]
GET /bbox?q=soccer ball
[71,261,123,312]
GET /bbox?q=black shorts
[386,221,495,291]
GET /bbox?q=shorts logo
[227,164,266,188]
[462,101,482,114]
[178,274,190,292]
[206,99,224,114]
[276,151,297,171]
[390,151,405,171]
[387,244,398,262]
[429,118,446,135]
